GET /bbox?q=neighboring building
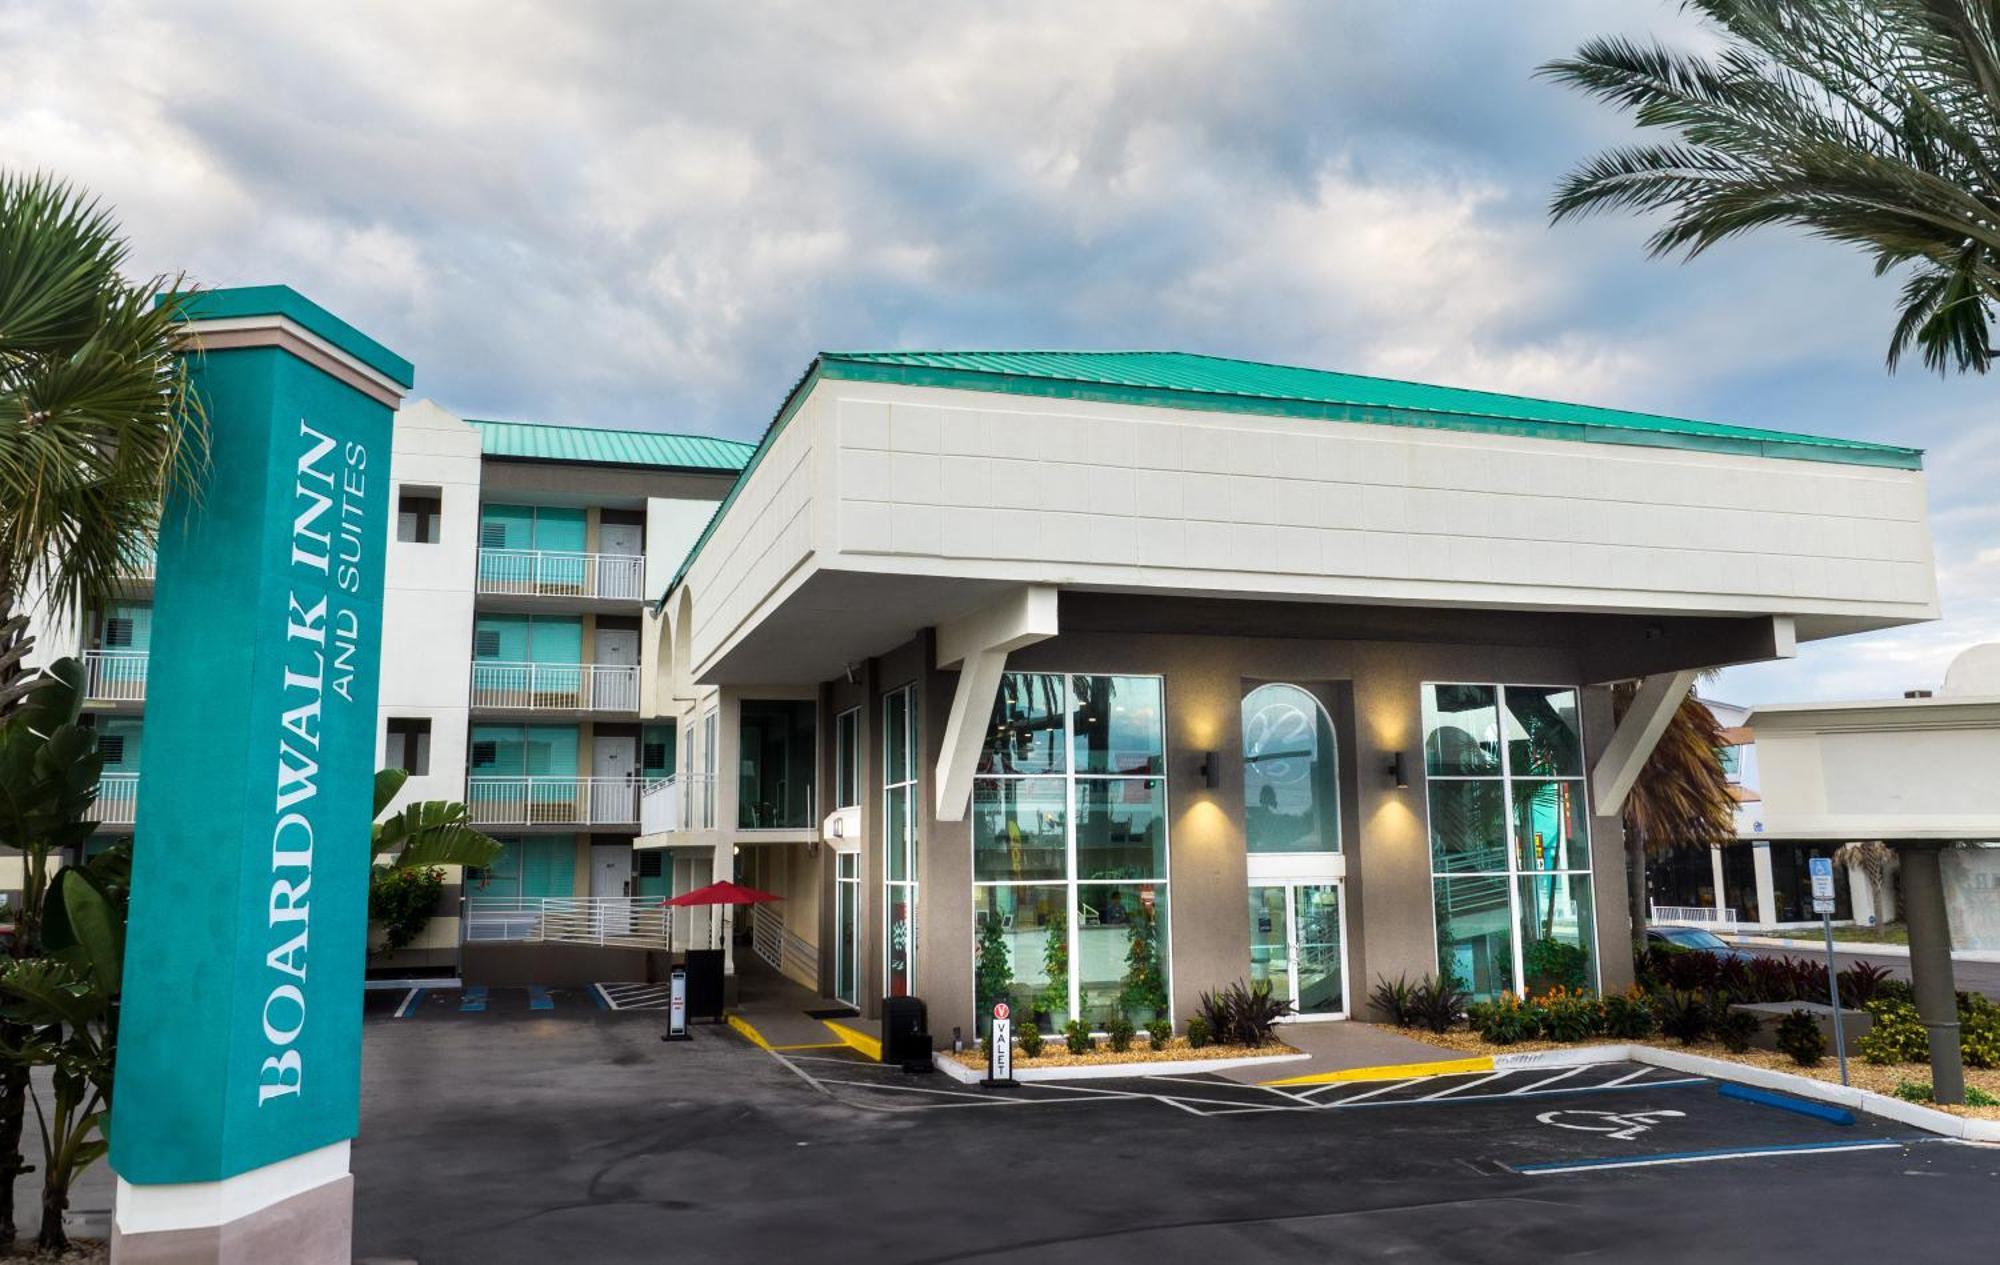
[22,400,753,974]
[636,349,1938,1034]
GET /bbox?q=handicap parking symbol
[1536,1108,1686,1141]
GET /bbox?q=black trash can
[882,996,933,1072]
[685,949,726,1022]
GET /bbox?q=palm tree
[0,171,207,717]
[1542,1,2000,375]
[1615,683,1738,953]
[0,173,205,1247]
[1835,839,1900,921]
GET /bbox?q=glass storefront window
[980,673,1067,775]
[973,671,1170,1031]
[1423,684,1500,776]
[1242,683,1341,854]
[884,685,919,998]
[1424,683,1594,1000]
[1519,875,1595,993]
[1512,780,1588,872]
[1076,882,1169,1028]
[1435,873,1513,1000]
[1074,778,1167,880]
[739,699,816,829]
[1071,675,1164,775]
[975,884,1067,1036]
[972,778,1068,882]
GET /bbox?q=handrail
[464,776,641,827]
[89,772,140,824]
[475,548,645,601]
[1649,904,1740,927]
[469,661,639,711]
[464,896,671,949]
[81,650,148,703]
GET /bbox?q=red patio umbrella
[662,880,783,949]
[662,880,783,908]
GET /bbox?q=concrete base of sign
[110,1144,352,1265]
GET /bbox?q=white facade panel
[816,380,1936,630]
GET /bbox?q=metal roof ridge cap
[816,359,1919,460]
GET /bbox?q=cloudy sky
[5,0,1994,705]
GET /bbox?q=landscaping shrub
[1651,988,1713,1045]
[1468,993,1543,1045]
[1536,987,1602,1042]
[1018,1021,1044,1059]
[1185,1015,1213,1049]
[1859,999,1928,1065]
[370,865,446,952]
[1145,1018,1172,1047]
[1106,1016,1136,1054]
[1776,1009,1826,1066]
[1712,1003,1761,1054]
[1523,939,1590,993]
[1064,1019,1093,1055]
[1837,961,1894,1007]
[1407,975,1469,1034]
[1371,974,1417,1026]
[1600,989,1657,1039]
[1874,977,1916,1006]
[1891,1081,1996,1107]
[1958,993,2000,1070]
[1197,979,1292,1047]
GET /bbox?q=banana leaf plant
[369,769,502,956]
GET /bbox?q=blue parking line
[1717,1082,1855,1125]
[527,985,554,1012]
[459,986,488,1014]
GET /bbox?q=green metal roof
[815,350,1922,470]
[469,418,755,472]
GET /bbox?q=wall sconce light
[1387,751,1410,789]
[1197,751,1220,789]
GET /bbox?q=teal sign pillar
[109,287,411,1263]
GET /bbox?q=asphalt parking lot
[355,992,1999,1264]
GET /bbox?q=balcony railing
[466,776,641,827]
[469,662,639,712]
[465,896,671,950]
[475,549,644,601]
[123,545,156,582]
[639,773,715,835]
[82,651,148,703]
[89,773,140,824]
[1649,904,1741,927]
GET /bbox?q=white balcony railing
[82,651,148,703]
[124,546,156,582]
[639,773,715,835]
[89,773,140,824]
[469,662,639,712]
[475,549,644,601]
[465,896,671,949]
[1649,904,1741,927]
[466,776,641,827]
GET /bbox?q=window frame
[1240,682,1343,857]
[1422,681,1597,1000]
[834,706,861,810]
[883,684,920,999]
[395,487,442,544]
[971,671,1173,1033]
[384,716,433,777]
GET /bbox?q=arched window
[1242,684,1341,854]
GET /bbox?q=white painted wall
[375,399,481,813]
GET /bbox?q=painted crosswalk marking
[596,982,672,1011]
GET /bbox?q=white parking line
[1316,1077,1421,1105]
[1595,1066,1655,1089]
[1418,1071,1511,1100]
[1504,1066,1587,1096]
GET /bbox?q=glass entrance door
[1247,882,1347,1019]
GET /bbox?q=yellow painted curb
[822,1019,883,1062]
[726,1013,771,1049]
[1262,1055,1493,1087]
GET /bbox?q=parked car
[1645,925,1754,961]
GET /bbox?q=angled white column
[933,586,1058,821]
[1590,669,1700,817]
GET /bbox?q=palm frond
[1544,0,2000,374]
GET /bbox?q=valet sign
[984,1002,1016,1087]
